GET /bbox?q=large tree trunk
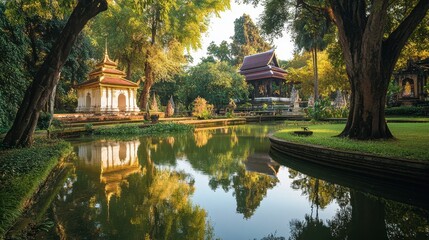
[3,0,108,148]
[329,0,429,140]
[139,57,153,111]
[312,48,319,100]
[139,13,158,110]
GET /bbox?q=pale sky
[190,1,295,64]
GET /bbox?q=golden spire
[101,38,116,66]
[105,38,108,56]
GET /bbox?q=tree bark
[312,48,319,100]
[140,53,153,111]
[139,9,159,110]
[3,0,108,147]
[329,0,429,139]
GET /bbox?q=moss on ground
[274,122,429,161]
[0,139,72,237]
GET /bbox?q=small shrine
[394,58,429,106]
[239,49,290,102]
[75,48,140,113]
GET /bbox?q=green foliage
[387,81,401,106]
[84,123,93,132]
[385,106,429,116]
[306,99,349,120]
[262,103,268,110]
[0,3,30,128]
[274,122,429,161]
[205,40,233,63]
[179,62,248,109]
[192,97,214,120]
[37,112,53,130]
[287,51,349,98]
[306,99,330,121]
[0,139,72,237]
[231,14,271,66]
[93,123,194,136]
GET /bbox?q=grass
[93,122,194,136]
[274,122,429,161]
[0,139,72,237]
[386,116,429,122]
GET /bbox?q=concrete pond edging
[269,134,429,188]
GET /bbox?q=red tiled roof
[75,78,99,88]
[89,68,125,77]
[75,51,138,89]
[101,77,138,87]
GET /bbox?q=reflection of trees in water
[233,168,278,219]
[48,142,213,240]
[287,171,429,240]
[193,130,213,147]
[137,125,278,219]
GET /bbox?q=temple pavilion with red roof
[75,49,140,113]
[239,49,291,103]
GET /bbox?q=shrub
[84,123,93,132]
[306,99,330,120]
[385,106,429,116]
[165,99,174,117]
[306,98,349,120]
[37,112,52,130]
[0,139,72,237]
[93,123,193,136]
[192,97,213,119]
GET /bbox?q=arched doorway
[118,93,126,111]
[86,93,91,111]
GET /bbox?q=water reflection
[48,139,212,239]
[42,124,429,239]
[271,149,429,240]
[76,140,141,204]
[139,125,280,219]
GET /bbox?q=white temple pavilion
[75,49,140,113]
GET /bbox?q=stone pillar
[111,88,118,111]
[100,87,106,112]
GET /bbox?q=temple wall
[76,86,140,113]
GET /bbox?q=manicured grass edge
[0,140,73,238]
[269,135,429,187]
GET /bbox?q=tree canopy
[178,61,248,109]
[249,0,429,139]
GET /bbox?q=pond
[42,123,428,239]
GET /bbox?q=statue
[403,81,412,97]
[308,95,314,107]
[293,89,300,109]
[290,87,297,105]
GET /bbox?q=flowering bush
[192,97,214,119]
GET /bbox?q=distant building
[239,49,292,104]
[394,58,429,106]
[75,49,140,113]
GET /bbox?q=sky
[190,1,295,64]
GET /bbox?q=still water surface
[45,123,428,239]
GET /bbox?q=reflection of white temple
[77,140,141,202]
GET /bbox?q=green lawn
[274,122,429,161]
[0,139,72,237]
